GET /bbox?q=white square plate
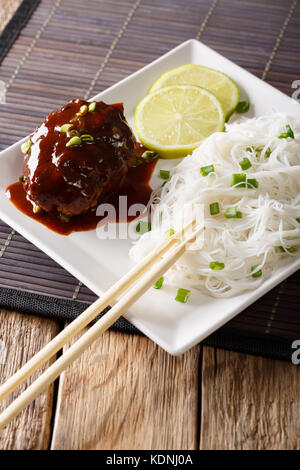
[0,39,299,355]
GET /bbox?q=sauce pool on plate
[5,97,158,236]
[6,154,157,236]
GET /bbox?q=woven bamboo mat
[0,0,299,359]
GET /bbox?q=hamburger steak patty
[23,99,136,216]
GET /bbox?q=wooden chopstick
[0,221,203,430]
[0,221,194,404]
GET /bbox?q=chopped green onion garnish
[278,124,294,139]
[209,202,220,215]
[251,265,262,278]
[279,246,297,253]
[78,104,88,116]
[175,288,191,303]
[239,157,252,170]
[200,164,214,176]
[255,145,271,159]
[231,173,246,187]
[246,145,271,158]
[141,150,159,162]
[265,147,272,158]
[21,140,32,154]
[88,101,96,112]
[236,101,250,113]
[136,221,151,234]
[153,277,164,289]
[159,170,170,180]
[66,136,82,147]
[80,134,94,142]
[225,206,243,218]
[165,228,175,238]
[60,123,73,133]
[209,261,225,270]
[247,178,259,188]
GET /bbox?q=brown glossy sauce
[6,157,157,236]
[22,99,137,217]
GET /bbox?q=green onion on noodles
[130,113,300,298]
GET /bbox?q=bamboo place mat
[0,0,299,360]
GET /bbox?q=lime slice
[150,64,240,120]
[135,85,224,159]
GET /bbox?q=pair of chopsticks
[0,220,203,430]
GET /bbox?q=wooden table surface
[0,0,300,451]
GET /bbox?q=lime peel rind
[149,64,240,120]
[135,85,225,159]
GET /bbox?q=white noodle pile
[130,113,300,297]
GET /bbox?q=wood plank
[0,0,22,31]
[200,346,300,450]
[51,329,200,450]
[0,309,59,449]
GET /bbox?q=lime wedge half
[150,64,240,120]
[135,85,225,159]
